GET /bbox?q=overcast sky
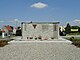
[0,0,80,28]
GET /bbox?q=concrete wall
[22,22,59,40]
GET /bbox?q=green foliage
[65,23,80,34]
[17,26,21,30]
[71,26,79,29]
[16,27,22,36]
[70,37,74,41]
[0,29,2,36]
[65,23,71,34]
[69,37,80,48]
[16,30,22,36]
[70,26,80,33]
[66,37,80,48]
[10,26,13,30]
[78,27,80,32]
[68,33,80,35]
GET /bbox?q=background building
[1,25,13,36]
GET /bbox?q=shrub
[0,40,8,47]
[16,30,22,36]
[0,30,2,36]
[72,41,80,48]
[70,37,74,41]
[69,37,80,48]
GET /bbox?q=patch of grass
[67,33,80,35]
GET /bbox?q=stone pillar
[57,24,60,39]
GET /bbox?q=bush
[69,37,80,48]
[16,30,22,36]
[70,37,74,41]
[0,40,8,47]
[72,41,80,48]
[60,31,66,36]
[65,23,71,34]
[0,31,2,36]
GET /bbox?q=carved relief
[32,24,37,29]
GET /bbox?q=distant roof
[2,30,5,32]
[5,25,12,31]
[21,22,60,24]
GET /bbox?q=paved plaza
[0,39,80,60]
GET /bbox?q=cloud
[14,19,19,22]
[31,2,48,9]
[74,19,80,22]
[14,19,22,23]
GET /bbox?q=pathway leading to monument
[0,41,80,60]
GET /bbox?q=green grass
[67,33,80,35]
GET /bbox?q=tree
[17,26,21,30]
[71,26,79,29]
[70,26,79,33]
[0,29,2,36]
[78,27,80,32]
[10,26,13,30]
[16,30,22,36]
[65,23,71,34]
[16,27,22,36]
[10,26,14,32]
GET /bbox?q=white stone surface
[0,41,80,60]
[22,22,59,40]
[11,36,72,43]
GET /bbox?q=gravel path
[0,42,80,60]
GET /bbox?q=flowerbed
[69,37,80,48]
[0,39,13,47]
[0,40,9,47]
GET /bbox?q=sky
[0,0,80,28]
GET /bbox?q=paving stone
[0,42,80,60]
